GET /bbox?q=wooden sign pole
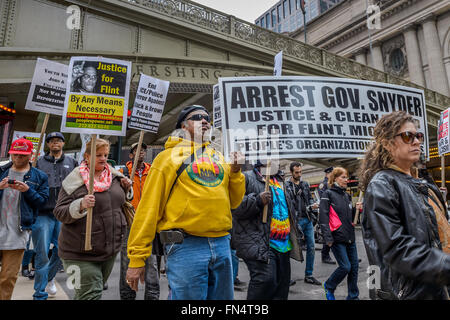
[130,130,144,180]
[353,191,364,225]
[84,134,97,251]
[262,160,271,224]
[32,113,50,167]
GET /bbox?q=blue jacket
[0,162,49,230]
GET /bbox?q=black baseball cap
[175,105,209,129]
[324,166,334,173]
[46,132,65,143]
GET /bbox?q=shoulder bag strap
[167,146,205,202]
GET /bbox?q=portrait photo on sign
[70,60,128,97]
[213,85,220,100]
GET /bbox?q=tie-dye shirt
[269,178,292,253]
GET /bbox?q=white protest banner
[128,74,170,133]
[60,56,132,136]
[218,76,428,161]
[213,84,222,129]
[274,51,283,76]
[12,131,45,163]
[25,58,68,116]
[438,108,450,156]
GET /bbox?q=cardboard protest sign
[438,108,450,156]
[60,56,132,136]
[25,58,68,116]
[218,76,428,161]
[12,131,45,163]
[128,74,170,133]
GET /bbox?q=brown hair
[83,138,110,160]
[328,167,348,187]
[358,111,416,192]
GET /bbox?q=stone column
[354,48,367,65]
[370,41,384,71]
[403,24,425,87]
[421,14,449,95]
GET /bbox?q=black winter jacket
[363,168,450,300]
[319,184,356,244]
[36,153,78,216]
[231,169,304,263]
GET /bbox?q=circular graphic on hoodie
[186,154,224,187]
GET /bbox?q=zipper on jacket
[18,173,30,232]
[397,276,410,299]
[18,193,22,232]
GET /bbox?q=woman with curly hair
[359,111,450,300]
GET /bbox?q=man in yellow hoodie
[126,105,245,300]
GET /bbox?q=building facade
[0,0,449,178]
[291,0,450,97]
[256,0,450,185]
[255,0,342,33]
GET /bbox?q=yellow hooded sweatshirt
[127,136,245,268]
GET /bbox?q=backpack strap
[167,146,205,198]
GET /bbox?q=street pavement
[12,227,370,300]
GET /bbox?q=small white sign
[274,51,283,77]
[213,84,222,129]
[438,108,450,156]
[25,58,68,116]
[128,74,170,133]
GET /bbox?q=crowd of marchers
[0,107,449,300]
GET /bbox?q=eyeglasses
[394,131,424,144]
[186,114,210,122]
[82,75,97,81]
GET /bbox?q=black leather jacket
[231,169,304,263]
[363,168,450,300]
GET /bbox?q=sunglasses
[394,131,424,144]
[186,114,210,122]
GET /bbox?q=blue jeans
[298,217,315,277]
[164,234,233,300]
[324,242,359,300]
[231,249,239,283]
[22,236,35,268]
[31,215,62,300]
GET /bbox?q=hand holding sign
[229,151,244,173]
[259,191,272,206]
[353,192,364,226]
